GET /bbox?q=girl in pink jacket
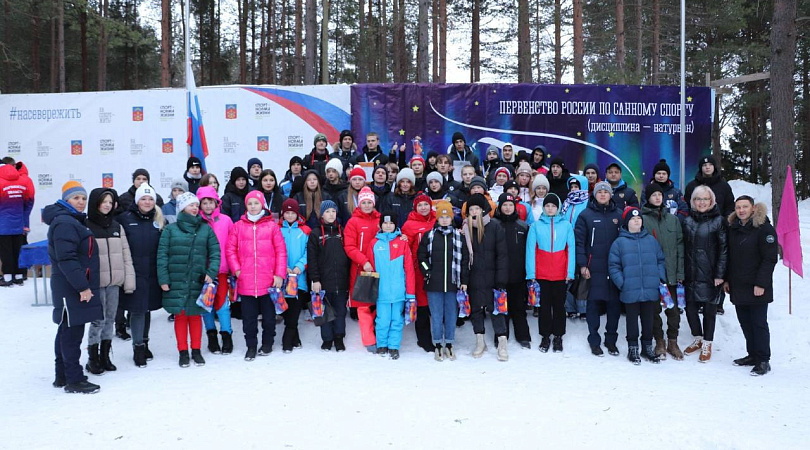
[197,186,235,355]
[226,190,287,361]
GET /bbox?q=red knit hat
[349,166,367,181]
[282,198,300,216]
[410,155,426,167]
[413,193,431,209]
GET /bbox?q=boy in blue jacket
[608,207,667,365]
[279,199,311,353]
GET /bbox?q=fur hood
[727,202,768,228]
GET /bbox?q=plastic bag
[659,283,675,309]
[269,287,288,314]
[456,290,471,318]
[227,275,238,303]
[310,290,326,318]
[676,282,686,309]
[404,300,417,325]
[527,280,541,307]
[492,289,508,315]
[195,281,218,313]
[284,274,298,297]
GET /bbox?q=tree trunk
[251,0,257,83]
[161,0,171,86]
[439,0,446,82]
[80,4,88,91]
[751,104,760,184]
[50,0,56,92]
[3,0,9,93]
[635,0,643,81]
[615,0,625,84]
[554,0,561,83]
[417,0,429,82]
[210,0,217,84]
[652,0,659,84]
[379,0,387,83]
[58,0,65,92]
[32,0,42,91]
[293,0,302,83]
[802,42,810,198]
[238,0,247,83]
[770,0,798,224]
[517,0,531,82]
[304,0,317,84]
[471,0,480,82]
[432,0,438,82]
[321,0,330,84]
[535,0,541,81]
[573,0,583,84]
[281,0,288,83]
[393,0,402,81]
[270,0,277,84]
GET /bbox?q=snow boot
[698,341,712,363]
[654,339,667,360]
[641,342,661,363]
[85,344,105,376]
[750,361,771,376]
[53,377,66,388]
[434,344,444,361]
[133,344,147,368]
[444,344,456,361]
[115,323,131,341]
[376,347,389,357]
[497,336,509,362]
[245,346,257,361]
[258,344,273,356]
[591,345,604,357]
[519,341,531,349]
[100,340,117,371]
[684,337,703,356]
[734,355,756,366]
[627,345,641,365]
[365,345,377,353]
[220,331,233,355]
[606,343,620,356]
[191,349,205,366]
[179,350,190,367]
[207,330,221,354]
[472,334,487,358]
[538,337,551,353]
[321,341,333,351]
[552,336,563,353]
[64,380,100,394]
[389,349,400,360]
[143,340,154,361]
[168,313,175,322]
[667,339,684,360]
[334,335,346,352]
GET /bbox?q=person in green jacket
[641,184,685,360]
[157,192,220,368]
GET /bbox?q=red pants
[174,311,202,351]
[357,306,377,346]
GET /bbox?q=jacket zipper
[253,224,258,297]
[443,233,448,292]
[106,238,113,287]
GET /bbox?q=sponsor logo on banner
[100,139,115,155]
[224,170,231,184]
[37,141,51,157]
[287,135,304,152]
[130,139,143,156]
[102,173,114,188]
[160,172,172,189]
[7,141,21,156]
[132,107,144,121]
[257,136,269,152]
[71,140,83,155]
[226,104,237,119]
[223,137,238,154]
[37,173,53,189]
[98,107,113,124]
[255,103,272,117]
[162,138,174,153]
[160,105,175,120]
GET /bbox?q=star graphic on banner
[493,90,497,93]
[399,129,405,136]
[609,132,615,137]
[577,131,582,137]
[639,86,643,90]
[687,96,693,102]
[412,105,420,112]
[606,87,611,92]
[373,102,377,106]
[565,88,570,93]
[474,101,479,106]
[436,130,440,134]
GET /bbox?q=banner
[350,83,713,187]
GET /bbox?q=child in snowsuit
[279,198,311,352]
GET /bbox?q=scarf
[561,190,589,215]
[247,210,266,222]
[426,225,462,286]
[461,214,491,267]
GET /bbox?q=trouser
[281,290,307,349]
[427,291,458,344]
[586,299,621,347]
[54,317,86,384]
[469,288,507,337]
[415,305,433,348]
[320,291,348,342]
[624,301,655,347]
[203,302,232,334]
[115,304,128,329]
[241,294,275,349]
[504,281,531,343]
[357,305,377,346]
[88,286,119,345]
[653,285,680,340]
[375,301,405,350]
[0,234,26,279]
[686,301,717,341]
[173,311,202,351]
[564,277,587,314]
[129,311,151,346]
[538,280,566,338]
[736,304,771,363]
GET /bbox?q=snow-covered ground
[2,180,809,449]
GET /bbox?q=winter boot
[444,344,456,361]
[53,377,66,388]
[64,380,100,394]
[472,334,487,358]
[552,336,563,353]
[734,355,756,366]
[85,344,105,375]
[207,330,221,354]
[258,344,273,356]
[168,313,175,322]
[191,349,206,366]
[100,340,117,371]
[654,339,667,360]
[321,341,333,351]
[684,337,703,356]
[627,345,641,365]
[244,346,257,361]
[698,341,712,363]
[334,335,346,352]
[389,349,400,360]
[434,344,444,362]
[497,336,509,362]
[376,347,389,357]
[667,339,684,360]
[591,345,604,357]
[115,323,131,341]
[133,344,147,368]
[220,331,233,355]
[143,340,154,361]
[179,350,190,367]
[641,343,661,363]
[750,361,771,376]
[606,343,620,356]
[519,341,531,349]
[538,337,551,353]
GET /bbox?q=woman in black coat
[43,181,103,394]
[118,184,165,366]
[682,185,728,363]
[494,193,531,348]
[220,166,250,222]
[725,196,778,376]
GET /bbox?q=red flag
[776,165,803,277]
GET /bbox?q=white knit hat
[135,183,156,204]
[325,158,344,174]
[396,168,416,185]
[531,174,550,191]
[176,192,199,213]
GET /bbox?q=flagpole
[789,270,792,315]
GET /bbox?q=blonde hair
[153,207,165,230]
[466,209,486,243]
[690,185,716,209]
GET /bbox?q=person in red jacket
[0,158,35,287]
[401,193,437,352]
[344,187,382,351]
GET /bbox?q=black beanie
[452,132,466,144]
[379,210,399,228]
[289,155,304,168]
[132,168,150,183]
[187,156,202,170]
[339,129,354,142]
[498,192,517,208]
[606,162,622,173]
[653,159,671,177]
[467,193,490,214]
[516,150,531,164]
[543,193,561,209]
[622,206,642,230]
[550,157,565,169]
[645,182,664,203]
[699,155,718,169]
[503,180,518,193]
[426,150,439,160]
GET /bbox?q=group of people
[8,130,779,396]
